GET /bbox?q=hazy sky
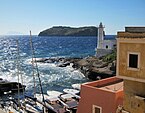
[0,0,145,35]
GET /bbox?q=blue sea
[0,35,115,94]
[0,35,97,94]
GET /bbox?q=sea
[0,35,115,95]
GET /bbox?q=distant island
[38,26,98,36]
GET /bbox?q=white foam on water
[0,54,87,92]
[36,62,57,68]
[23,60,85,88]
[24,58,33,65]
[0,61,34,90]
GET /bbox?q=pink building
[77,77,123,113]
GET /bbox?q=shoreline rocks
[34,56,116,80]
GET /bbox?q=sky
[0,0,145,35]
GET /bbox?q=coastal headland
[38,26,98,36]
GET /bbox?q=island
[38,26,98,36]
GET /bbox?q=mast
[29,31,36,97]
[16,40,21,112]
[17,40,26,111]
[29,31,46,112]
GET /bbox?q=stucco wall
[117,31,145,113]
[123,80,145,113]
[77,85,117,113]
[77,77,123,113]
[102,40,116,49]
[118,39,145,80]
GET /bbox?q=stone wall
[96,49,112,58]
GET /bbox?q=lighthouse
[97,22,105,49]
[96,22,116,57]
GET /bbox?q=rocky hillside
[38,26,98,36]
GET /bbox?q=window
[127,52,140,70]
[93,105,102,113]
[95,107,101,113]
[106,45,108,49]
[129,54,138,68]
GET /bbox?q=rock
[73,56,116,80]
[33,54,116,80]
[57,61,70,67]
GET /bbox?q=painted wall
[117,38,145,80]
[123,80,145,113]
[77,77,123,113]
[102,40,116,49]
[117,31,145,113]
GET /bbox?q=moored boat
[71,84,81,90]
[59,93,78,113]
[47,90,63,97]
[0,81,26,95]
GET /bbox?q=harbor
[0,35,93,113]
[0,0,145,112]
[0,22,115,113]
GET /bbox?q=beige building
[117,27,145,113]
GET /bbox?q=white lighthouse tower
[97,22,105,49]
[96,22,116,57]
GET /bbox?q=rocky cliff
[38,26,98,36]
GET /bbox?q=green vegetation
[38,26,98,36]
[101,47,117,63]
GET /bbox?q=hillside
[38,26,98,36]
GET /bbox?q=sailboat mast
[29,31,36,97]
[16,40,21,112]
[29,31,46,111]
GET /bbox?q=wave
[0,35,93,92]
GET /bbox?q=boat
[0,109,6,113]
[23,96,43,113]
[59,93,78,113]
[35,93,69,113]
[47,90,62,97]
[45,96,69,113]
[63,89,79,95]
[63,89,80,100]
[0,81,26,95]
[71,84,81,90]
[2,99,25,113]
[25,93,60,113]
